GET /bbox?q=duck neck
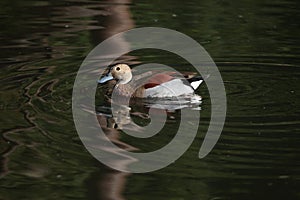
[118,73,132,84]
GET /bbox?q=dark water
[1,0,300,199]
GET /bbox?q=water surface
[0,0,299,199]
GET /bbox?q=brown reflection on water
[86,113,136,200]
[89,0,138,67]
[85,0,136,199]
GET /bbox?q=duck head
[98,64,133,84]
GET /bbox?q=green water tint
[1,0,299,199]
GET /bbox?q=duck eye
[116,67,120,71]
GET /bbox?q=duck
[98,64,203,98]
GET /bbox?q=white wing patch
[144,79,194,98]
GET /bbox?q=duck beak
[98,73,114,84]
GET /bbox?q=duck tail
[187,76,203,90]
[187,76,204,90]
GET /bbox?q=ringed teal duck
[98,64,203,98]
